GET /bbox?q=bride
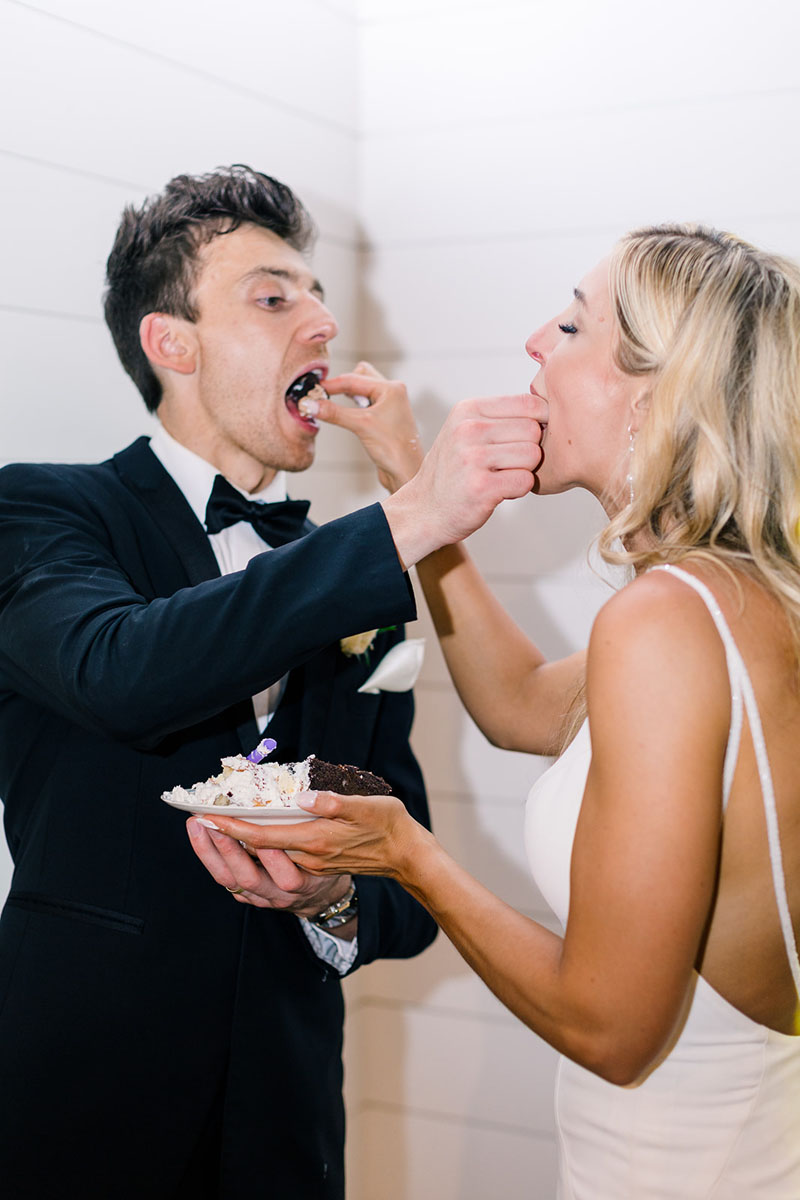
[189,224,800,1198]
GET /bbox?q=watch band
[310,882,358,931]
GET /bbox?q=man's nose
[302,296,339,344]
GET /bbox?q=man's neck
[156,413,278,494]
[149,426,288,529]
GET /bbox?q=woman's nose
[526,317,559,363]
[525,326,546,363]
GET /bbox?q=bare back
[662,564,800,1036]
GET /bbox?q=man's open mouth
[285,369,327,428]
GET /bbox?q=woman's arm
[320,366,584,754]
[415,544,585,754]
[200,572,731,1083]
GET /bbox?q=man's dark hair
[103,165,316,412]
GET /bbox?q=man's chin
[279,445,316,475]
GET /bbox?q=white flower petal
[357,639,426,694]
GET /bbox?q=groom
[0,165,437,1200]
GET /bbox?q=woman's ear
[139,313,197,376]
[628,382,652,435]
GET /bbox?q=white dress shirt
[150,425,357,973]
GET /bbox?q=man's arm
[0,391,539,747]
[0,465,414,747]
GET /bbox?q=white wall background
[2,2,800,1197]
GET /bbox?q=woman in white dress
[189,225,800,1197]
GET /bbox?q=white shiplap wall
[3,2,800,1197]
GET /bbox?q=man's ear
[139,313,197,376]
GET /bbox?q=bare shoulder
[590,567,725,662]
[587,567,732,730]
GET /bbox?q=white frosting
[297,383,327,417]
[162,755,314,808]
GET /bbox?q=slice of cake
[162,753,391,810]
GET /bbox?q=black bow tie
[204,475,310,547]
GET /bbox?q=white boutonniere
[339,629,379,658]
[340,628,425,693]
[358,638,425,694]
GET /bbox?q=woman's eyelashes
[558,322,578,335]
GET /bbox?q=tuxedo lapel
[111,439,263,746]
[234,705,261,757]
[112,437,220,588]
[298,646,341,754]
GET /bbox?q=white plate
[162,794,319,825]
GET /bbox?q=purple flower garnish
[246,736,277,764]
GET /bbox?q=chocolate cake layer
[308,760,392,796]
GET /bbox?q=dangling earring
[627,424,636,505]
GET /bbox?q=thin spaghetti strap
[735,662,800,997]
[653,563,800,1000]
[652,565,743,808]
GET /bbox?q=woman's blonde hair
[599,223,800,655]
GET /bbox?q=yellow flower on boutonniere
[340,629,379,658]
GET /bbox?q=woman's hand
[314,362,424,493]
[187,790,431,884]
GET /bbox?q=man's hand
[311,362,424,493]
[186,818,354,924]
[381,394,544,569]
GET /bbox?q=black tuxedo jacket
[0,438,436,1199]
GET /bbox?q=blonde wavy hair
[601,224,800,654]
[559,225,800,749]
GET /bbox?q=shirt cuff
[299,916,359,975]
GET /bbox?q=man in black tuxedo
[0,166,541,1200]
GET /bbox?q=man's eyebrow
[573,287,587,307]
[242,266,325,300]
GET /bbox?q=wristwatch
[310,882,359,931]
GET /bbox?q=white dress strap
[652,563,800,999]
[652,566,744,809]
